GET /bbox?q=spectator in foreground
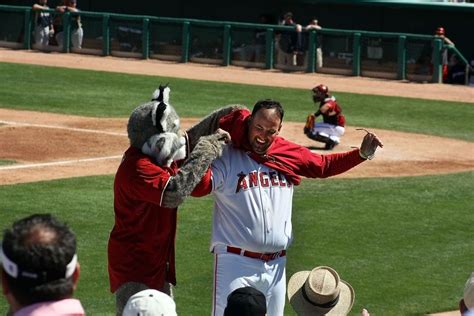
[460,272,474,316]
[287,265,354,315]
[0,213,84,316]
[122,289,177,316]
[224,286,267,316]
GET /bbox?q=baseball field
[0,48,473,315]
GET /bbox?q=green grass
[0,172,472,315]
[0,61,473,315]
[1,62,473,140]
[0,160,15,166]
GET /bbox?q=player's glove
[304,114,315,134]
[357,128,384,160]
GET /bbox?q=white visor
[0,243,77,280]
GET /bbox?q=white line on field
[0,120,127,137]
[0,155,123,170]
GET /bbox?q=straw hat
[287,266,354,316]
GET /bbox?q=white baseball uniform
[210,144,294,316]
[202,107,365,315]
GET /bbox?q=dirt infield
[0,48,473,187]
[1,108,473,185]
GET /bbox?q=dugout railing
[1,4,471,84]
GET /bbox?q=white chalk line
[0,120,127,137]
[0,155,123,170]
[0,119,125,171]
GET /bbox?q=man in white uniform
[196,99,383,316]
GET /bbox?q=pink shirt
[14,298,85,316]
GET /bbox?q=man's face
[247,108,282,155]
[312,90,325,103]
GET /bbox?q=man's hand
[357,128,384,160]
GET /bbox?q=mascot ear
[151,84,170,103]
[151,84,172,132]
[151,102,167,133]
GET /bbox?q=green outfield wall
[2,0,472,56]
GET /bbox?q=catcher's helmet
[312,84,329,102]
[435,27,445,36]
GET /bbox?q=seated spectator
[0,213,84,316]
[448,54,467,84]
[252,14,273,62]
[237,14,273,63]
[32,0,54,48]
[460,272,474,316]
[122,289,177,316]
[55,0,83,49]
[287,266,354,315]
[470,54,474,85]
[224,286,267,316]
[414,54,432,76]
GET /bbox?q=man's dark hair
[1,213,77,306]
[252,99,284,122]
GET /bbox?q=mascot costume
[108,84,244,314]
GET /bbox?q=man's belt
[226,246,286,262]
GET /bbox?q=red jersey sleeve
[299,147,364,178]
[191,168,212,197]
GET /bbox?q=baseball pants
[311,122,345,143]
[212,251,287,316]
[34,25,50,47]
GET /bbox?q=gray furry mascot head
[127,84,186,167]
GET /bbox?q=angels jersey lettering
[211,145,294,253]
[236,170,291,193]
